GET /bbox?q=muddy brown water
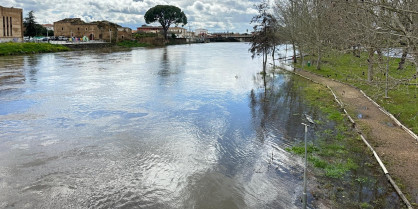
[0,43,401,208]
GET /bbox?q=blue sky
[2,0,260,33]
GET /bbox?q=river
[0,43,399,208]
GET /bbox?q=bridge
[208,33,252,42]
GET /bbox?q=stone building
[0,6,23,42]
[54,18,132,42]
[168,27,187,38]
[137,25,163,34]
[137,25,188,38]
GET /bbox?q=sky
[2,0,261,33]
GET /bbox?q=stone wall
[0,6,23,42]
[54,19,132,42]
[54,22,101,40]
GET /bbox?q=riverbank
[295,53,417,135]
[279,73,405,208]
[282,65,418,208]
[0,42,70,56]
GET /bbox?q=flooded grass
[285,74,404,208]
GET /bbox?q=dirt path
[294,68,418,206]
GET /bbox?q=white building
[42,24,54,31]
[168,27,187,38]
[195,28,208,37]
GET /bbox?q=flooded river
[0,43,399,208]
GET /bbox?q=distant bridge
[208,34,252,42]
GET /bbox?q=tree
[249,0,278,73]
[144,5,187,40]
[249,0,279,93]
[24,11,37,38]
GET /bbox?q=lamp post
[302,114,315,209]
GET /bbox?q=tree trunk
[263,47,268,95]
[367,48,374,82]
[299,45,304,70]
[376,48,383,63]
[397,48,408,70]
[316,46,321,70]
[272,45,276,67]
[164,30,168,40]
[292,41,297,63]
[263,47,268,74]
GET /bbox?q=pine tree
[24,11,37,38]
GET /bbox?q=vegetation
[0,43,69,56]
[285,81,361,179]
[23,11,53,37]
[134,33,158,38]
[264,0,417,134]
[116,40,151,48]
[282,76,398,208]
[144,5,187,40]
[23,11,37,38]
[249,0,279,73]
[275,0,418,75]
[295,52,417,133]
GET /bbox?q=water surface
[0,43,397,208]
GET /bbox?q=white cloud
[4,0,259,33]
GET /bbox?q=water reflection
[0,56,25,91]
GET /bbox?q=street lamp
[302,114,315,209]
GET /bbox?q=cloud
[4,0,258,33]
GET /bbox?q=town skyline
[2,0,260,33]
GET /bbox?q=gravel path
[294,68,418,205]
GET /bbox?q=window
[10,17,12,36]
[6,16,9,36]
[78,27,80,31]
[85,28,87,31]
[2,17,5,37]
[62,27,64,31]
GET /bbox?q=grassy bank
[116,40,151,48]
[295,52,417,134]
[0,42,70,56]
[286,80,361,179]
[285,76,402,208]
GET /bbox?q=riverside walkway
[285,65,418,207]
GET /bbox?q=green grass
[284,75,406,207]
[286,80,362,179]
[296,51,417,134]
[116,40,151,48]
[285,145,319,155]
[0,42,70,56]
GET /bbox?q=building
[0,6,23,42]
[53,18,132,42]
[168,27,187,38]
[137,25,163,34]
[195,28,208,37]
[41,24,53,31]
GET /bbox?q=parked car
[58,36,68,41]
[23,36,35,42]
